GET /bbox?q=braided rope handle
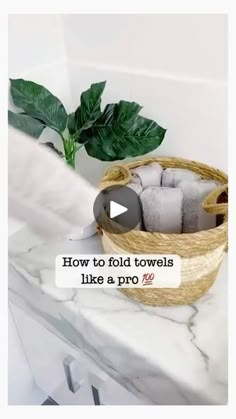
[99,164,131,189]
[202,184,228,216]
[202,184,228,252]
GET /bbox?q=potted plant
[8,79,166,169]
[8,79,167,240]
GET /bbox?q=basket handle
[202,184,228,216]
[99,164,131,189]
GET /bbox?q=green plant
[8,79,166,169]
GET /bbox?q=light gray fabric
[130,173,142,185]
[162,168,201,188]
[140,187,183,233]
[127,181,143,196]
[179,179,219,233]
[132,162,163,189]
[8,127,98,238]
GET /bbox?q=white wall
[9,15,66,75]
[63,14,227,81]
[9,14,228,184]
[62,14,227,183]
[8,14,72,149]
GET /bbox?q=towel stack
[126,164,219,234]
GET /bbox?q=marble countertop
[8,227,228,405]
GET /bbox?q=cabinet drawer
[10,304,93,405]
[10,304,144,405]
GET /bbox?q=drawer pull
[91,385,101,405]
[89,370,107,405]
[63,355,82,394]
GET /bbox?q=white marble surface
[8,227,228,405]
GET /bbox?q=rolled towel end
[131,173,142,185]
[140,186,183,234]
[127,181,143,196]
[162,168,201,188]
[179,179,219,233]
[132,162,163,189]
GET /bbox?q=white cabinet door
[10,304,145,405]
[97,376,145,405]
[10,304,94,405]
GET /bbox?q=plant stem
[66,153,76,169]
[62,135,82,169]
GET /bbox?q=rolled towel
[179,179,219,233]
[126,177,143,228]
[162,168,201,188]
[132,163,163,189]
[140,187,183,233]
[131,173,142,185]
[127,181,143,196]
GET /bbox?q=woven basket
[99,157,228,306]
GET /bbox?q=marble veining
[8,228,228,405]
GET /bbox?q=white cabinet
[10,304,94,405]
[10,304,144,405]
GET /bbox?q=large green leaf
[82,101,166,161]
[10,79,67,133]
[80,100,142,146]
[74,81,106,133]
[67,112,76,135]
[8,110,45,138]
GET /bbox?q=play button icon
[110,201,128,219]
[93,185,141,234]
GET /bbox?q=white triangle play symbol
[110,201,128,219]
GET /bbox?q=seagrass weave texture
[99,157,228,306]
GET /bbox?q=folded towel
[162,168,201,188]
[179,179,219,233]
[132,163,163,189]
[140,187,183,233]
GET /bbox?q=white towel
[140,187,183,233]
[162,168,201,188]
[179,179,219,233]
[132,162,163,189]
[8,127,98,238]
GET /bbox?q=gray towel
[127,181,143,196]
[162,168,201,188]
[130,173,142,185]
[132,163,163,189]
[126,176,143,228]
[140,187,183,233]
[179,179,219,233]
